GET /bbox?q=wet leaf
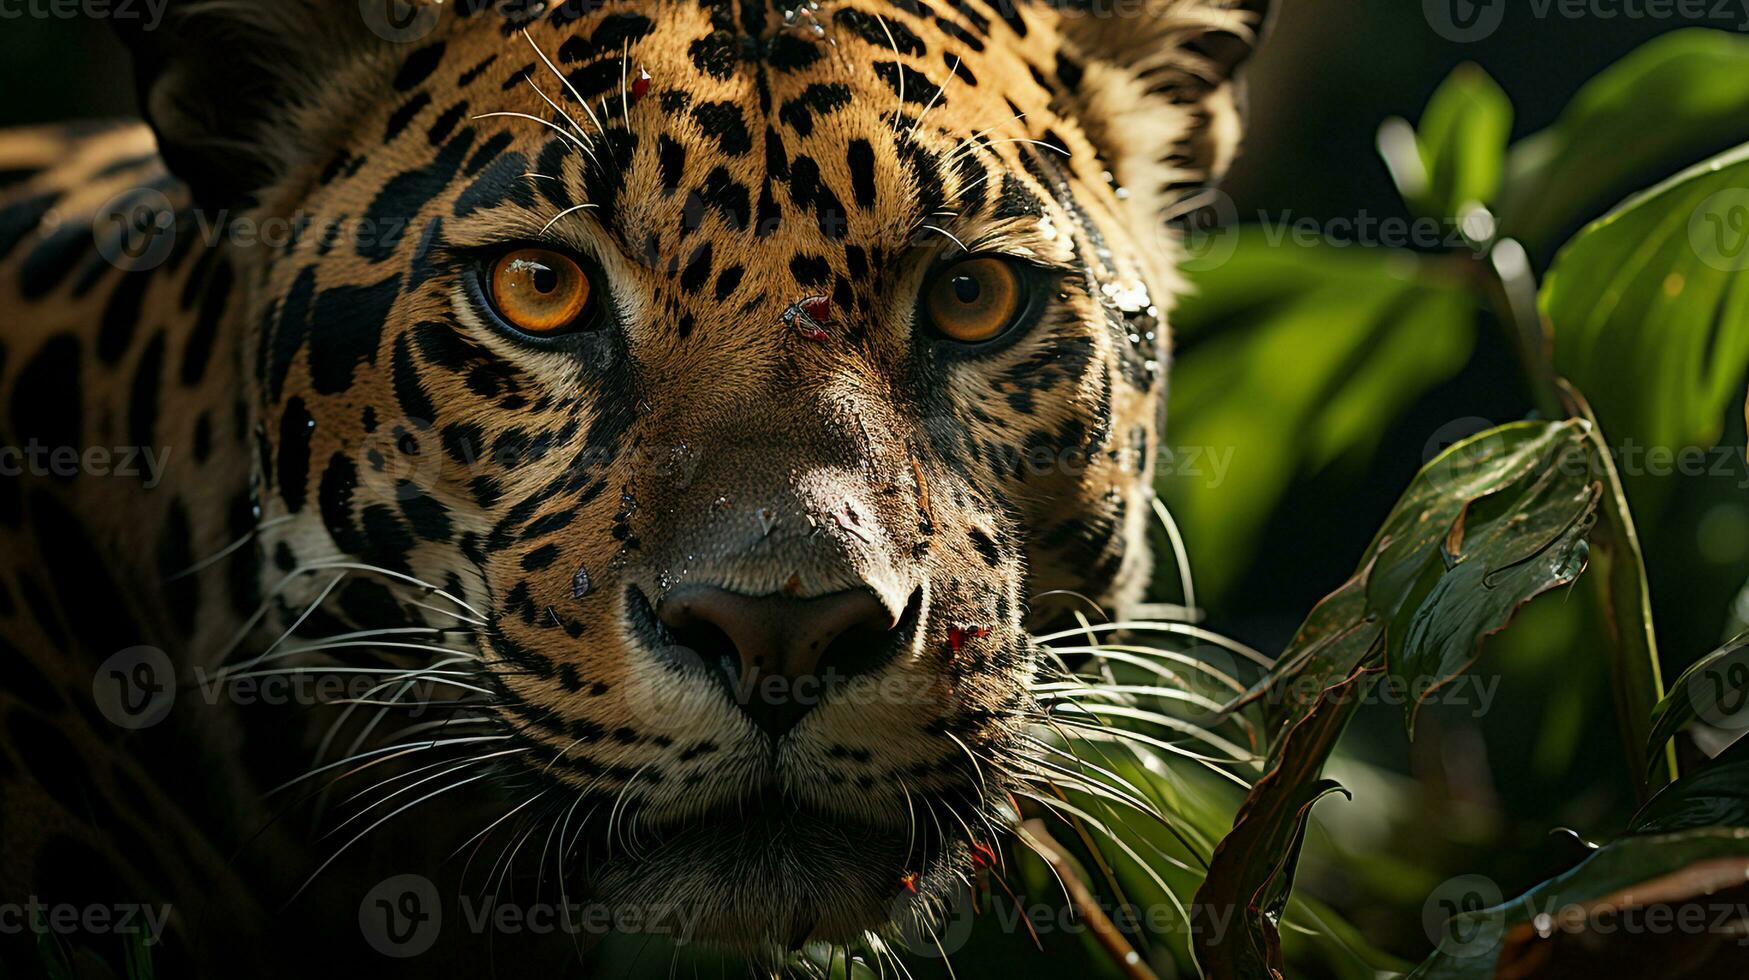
[1408,827,1749,978]
[1646,631,1749,770]
[1542,141,1749,454]
[1194,420,1602,978]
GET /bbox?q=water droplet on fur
[572,564,592,599]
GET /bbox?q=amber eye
[924,256,1025,343]
[488,247,595,336]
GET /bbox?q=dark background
[5,0,1745,965]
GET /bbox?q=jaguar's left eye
[923,256,1029,344]
[487,247,598,337]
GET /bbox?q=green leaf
[1163,232,1476,601]
[1409,735,1749,979]
[1561,384,1673,795]
[1631,738,1749,835]
[1194,420,1600,979]
[1415,64,1513,219]
[1542,142,1749,455]
[1393,435,1597,737]
[1408,827,1749,978]
[1646,631,1749,768]
[1499,28,1749,252]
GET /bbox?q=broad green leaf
[1646,631,1749,768]
[1406,746,1749,980]
[1394,437,1597,736]
[1416,64,1513,219]
[1195,421,1598,979]
[1408,828,1749,978]
[1164,232,1476,601]
[1561,384,1672,794]
[1542,142,1749,455]
[1631,739,1749,835]
[1500,28,1749,252]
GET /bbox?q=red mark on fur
[783,295,833,342]
[899,872,920,894]
[947,625,989,653]
[630,68,652,103]
[970,841,997,869]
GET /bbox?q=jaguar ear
[1053,0,1273,217]
[114,1,415,208]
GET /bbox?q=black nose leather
[656,587,893,737]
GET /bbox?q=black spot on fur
[391,334,437,426]
[688,31,741,79]
[128,331,165,456]
[360,134,474,261]
[9,335,81,457]
[308,275,400,394]
[18,221,88,299]
[789,253,829,286]
[778,83,852,137]
[179,259,231,386]
[97,269,151,366]
[394,42,447,91]
[847,140,878,209]
[873,61,942,105]
[713,264,744,302]
[658,136,686,193]
[385,92,432,143]
[278,397,314,513]
[689,101,753,156]
[836,9,925,55]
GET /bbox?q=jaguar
[0,0,1267,973]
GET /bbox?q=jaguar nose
[656,586,894,737]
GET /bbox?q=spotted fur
[0,0,1266,971]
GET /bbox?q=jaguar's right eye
[486,247,601,338]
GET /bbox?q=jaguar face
[126,0,1265,950]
